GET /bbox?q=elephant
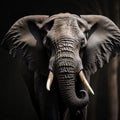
[1,13,120,120]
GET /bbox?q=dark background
[0,0,120,120]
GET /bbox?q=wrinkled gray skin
[45,14,89,107]
[1,13,120,120]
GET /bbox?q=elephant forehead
[49,18,81,40]
[54,17,77,26]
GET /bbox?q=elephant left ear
[1,15,49,75]
[81,15,120,75]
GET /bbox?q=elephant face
[1,13,120,111]
[42,14,90,108]
[43,13,87,72]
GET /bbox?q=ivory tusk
[46,71,54,91]
[79,71,94,95]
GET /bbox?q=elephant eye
[81,38,85,47]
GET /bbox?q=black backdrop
[0,0,119,120]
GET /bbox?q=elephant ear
[1,15,49,75]
[81,15,120,75]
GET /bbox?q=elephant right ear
[80,15,120,76]
[1,15,49,75]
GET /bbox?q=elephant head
[1,13,120,110]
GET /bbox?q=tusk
[46,71,54,91]
[79,71,94,95]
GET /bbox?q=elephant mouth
[46,70,94,95]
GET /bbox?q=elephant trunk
[56,60,89,109]
[53,41,89,109]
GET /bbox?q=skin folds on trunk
[55,59,89,109]
[53,39,89,109]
